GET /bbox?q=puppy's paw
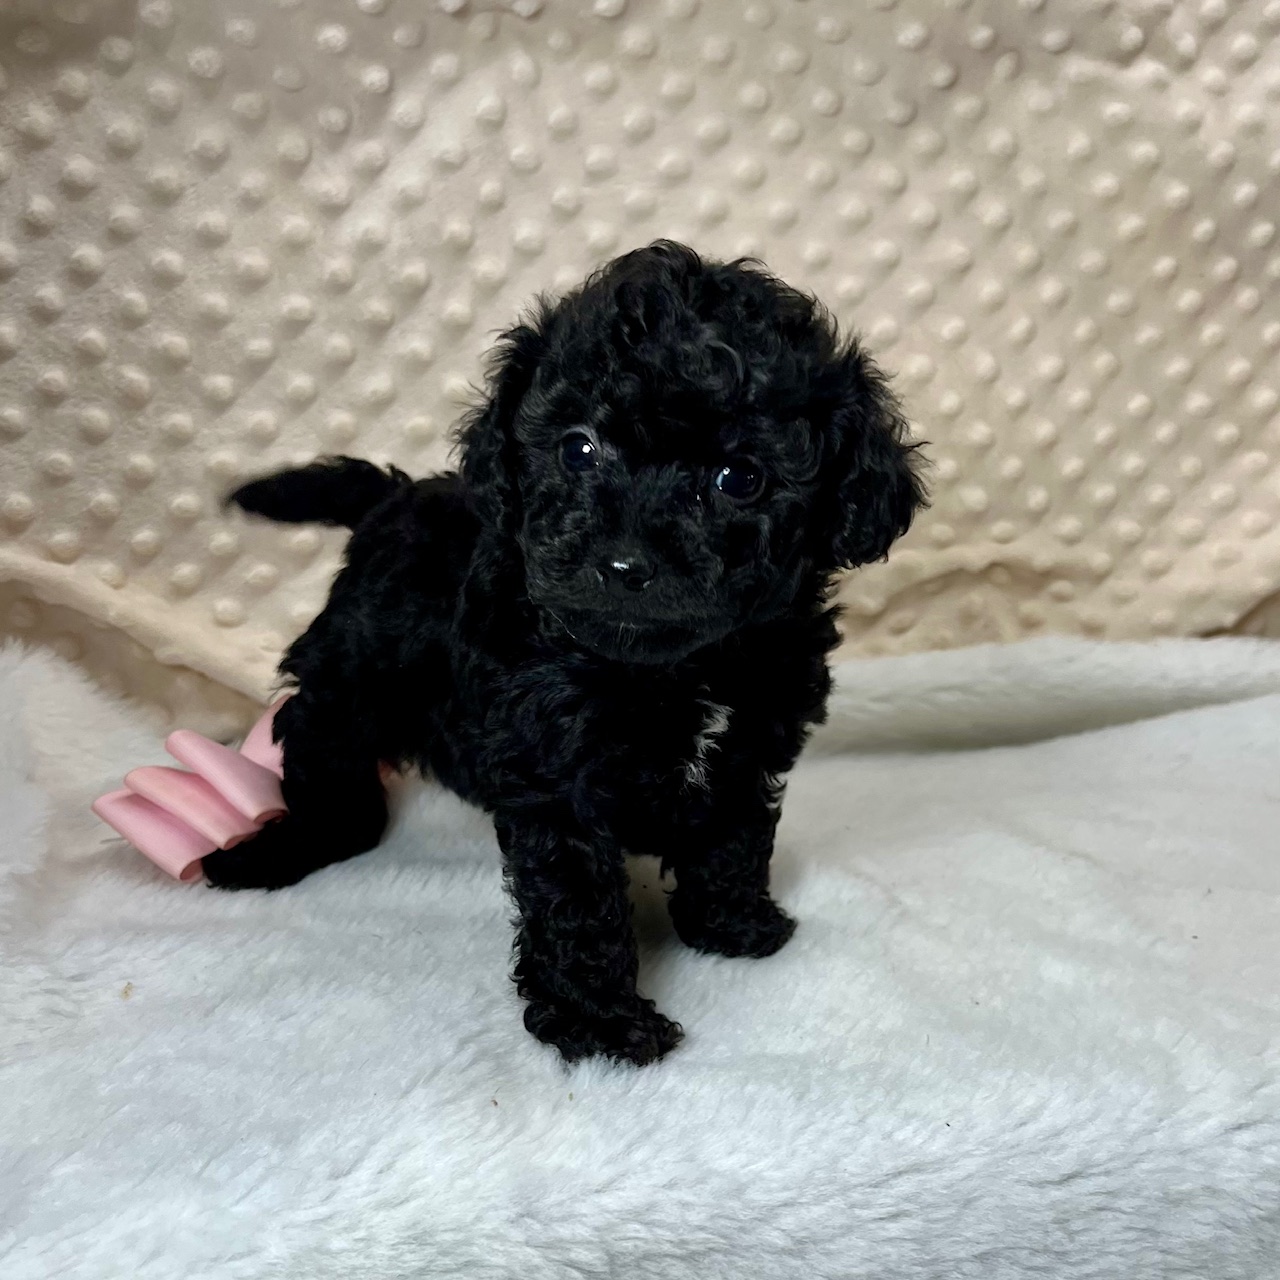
[524,996,684,1067]
[670,891,796,959]
[202,820,318,891]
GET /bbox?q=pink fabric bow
[93,697,290,882]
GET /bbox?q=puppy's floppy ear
[820,345,927,571]
[457,318,546,533]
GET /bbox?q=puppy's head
[459,241,925,664]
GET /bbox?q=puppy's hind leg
[203,691,387,890]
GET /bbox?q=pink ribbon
[93,697,290,882]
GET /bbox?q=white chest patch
[684,701,733,790]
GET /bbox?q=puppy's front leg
[666,773,797,959]
[496,815,683,1066]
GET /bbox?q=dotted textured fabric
[1,0,1278,711]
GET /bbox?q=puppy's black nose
[599,554,655,593]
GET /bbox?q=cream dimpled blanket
[0,0,1279,709]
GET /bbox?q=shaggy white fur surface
[2,638,1279,1280]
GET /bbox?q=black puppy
[208,242,925,1065]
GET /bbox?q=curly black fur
[205,242,926,1066]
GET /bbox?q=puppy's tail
[228,456,409,530]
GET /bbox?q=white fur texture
[1,638,1279,1279]
[684,699,732,790]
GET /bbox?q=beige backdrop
[1,0,1278,731]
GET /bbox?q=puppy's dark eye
[560,431,599,473]
[712,459,765,503]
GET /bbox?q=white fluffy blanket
[2,639,1279,1279]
